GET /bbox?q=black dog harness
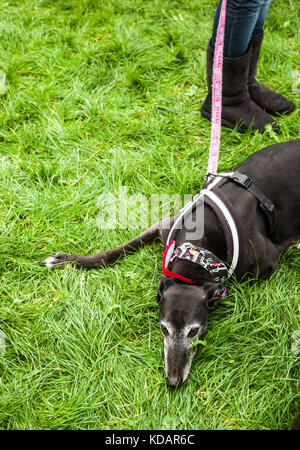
[162,171,276,285]
[213,171,276,236]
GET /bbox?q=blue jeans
[211,0,272,57]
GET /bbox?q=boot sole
[266,105,295,117]
[200,105,280,134]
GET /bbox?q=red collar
[162,240,197,284]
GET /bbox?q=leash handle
[206,0,227,175]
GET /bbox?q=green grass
[0,0,299,430]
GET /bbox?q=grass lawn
[0,0,299,430]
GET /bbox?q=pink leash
[206,0,227,175]
[162,0,228,290]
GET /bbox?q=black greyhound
[40,139,300,387]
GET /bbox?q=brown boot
[201,43,280,134]
[248,33,295,116]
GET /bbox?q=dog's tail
[39,221,162,269]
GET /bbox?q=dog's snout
[164,343,195,387]
[167,375,182,388]
[165,350,187,388]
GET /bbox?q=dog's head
[157,277,223,387]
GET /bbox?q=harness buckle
[232,172,253,189]
[264,199,274,214]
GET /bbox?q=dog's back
[230,139,300,245]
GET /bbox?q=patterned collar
[162,241,229,285]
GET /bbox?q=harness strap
[201,188,240,277]
[207,171,277,236]
[166,174,225,246]
[203,195,233,260]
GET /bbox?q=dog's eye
[188,327,199,339]
[161,325,169,336]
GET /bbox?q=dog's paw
[39,252,76,267]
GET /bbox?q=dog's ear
[203,282,223,311]
[156,277,172,303]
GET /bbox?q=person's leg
[211,0,268,57]
[248,0,295,114]
[201,0,279,133]
[201,42,279,133]
[252,0,271,35]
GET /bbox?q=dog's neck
[169,205,228,284]
[174,205,228,260]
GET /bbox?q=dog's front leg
[39,218,173,270]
